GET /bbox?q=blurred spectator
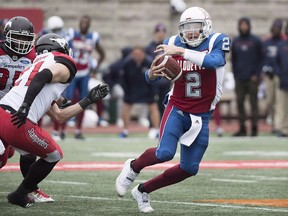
[0,19,5,41]
[170,0,187,14]
[213,104,223,137]
[37,16,68,39]
[89,57,109,127]
[262,19,284,134]
[119,46,160,138]
[274,23,288,137]
[65,15,105,139]
[103,47,132,126]
[145,23,171,117]
[231,17,263,136]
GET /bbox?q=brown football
[155,55,182,81]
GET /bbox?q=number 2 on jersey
[185,72,201,98]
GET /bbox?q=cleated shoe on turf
[28,189,55,203]
[115,158,138,197]
[75,132,85,140]
[131,185,154,213]
[7,192,35,208]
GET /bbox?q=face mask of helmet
[5,30,35,55]
[179,22,205,47]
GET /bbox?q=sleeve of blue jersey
[202,33,229,69]
[145,70,161,83]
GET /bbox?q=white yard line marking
[91,152,181,158]
[224,151,288,156]
[68,195,288,213]
[211,178,257,183]
[46,180,88,185]
[91,152,140,158]
[227,174,288,181]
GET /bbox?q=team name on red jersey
[177,60,206,72]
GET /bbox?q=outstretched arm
[47,84,109,123]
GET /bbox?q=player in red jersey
[0,33,108,208]
[0,16,56,203]
[115,7,230,213]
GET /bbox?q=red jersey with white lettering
[169,55,221,113]
[0,52,76,124]
[163,33,229,113]
[0,43,36,99]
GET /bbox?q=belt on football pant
[0,104,16,114]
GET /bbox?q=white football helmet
[47,16,64,32]
[178,7,213,47]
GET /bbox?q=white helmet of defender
[178,7,213,47]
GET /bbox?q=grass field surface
[1,132,288,215]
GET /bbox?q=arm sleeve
[202,48,226,69]
[183,48,225,69]
[54,56,77,83]
[183,34,228,69]
[23,69,53,107]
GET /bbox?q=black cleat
[75,133,85,140]
[232,130,247,137]
[7,192,35,208]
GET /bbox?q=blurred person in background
[0,19,6,41]
[213,104,223,137]
[231,17,262,137]
[145,23,171,118]
[119,46,160,138]
[274,22,288,137]
[103,47,132,126]
[65,15,106,139]
[38,16,68,39]
[262,19,284,135]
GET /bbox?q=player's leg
[132,111,211,212]
[234,80,248,136]
[116,104,187,199]
[19,153,55,203]
[147,102,160,139]
[134,111,210,193]
[0,141,11,169]
[74,75,90,139]
[6,122,63,208]
[64,78,77,137]
[119,102,132,138]
[249,79,259,136]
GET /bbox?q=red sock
[132,148,162,173]
[143,164,192,193]
[76,112,84,130]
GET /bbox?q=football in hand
[155,55,182,81]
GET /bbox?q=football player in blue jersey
[115,7,230,213]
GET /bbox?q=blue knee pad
[181,163,199,176]
[156,148,175,161]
